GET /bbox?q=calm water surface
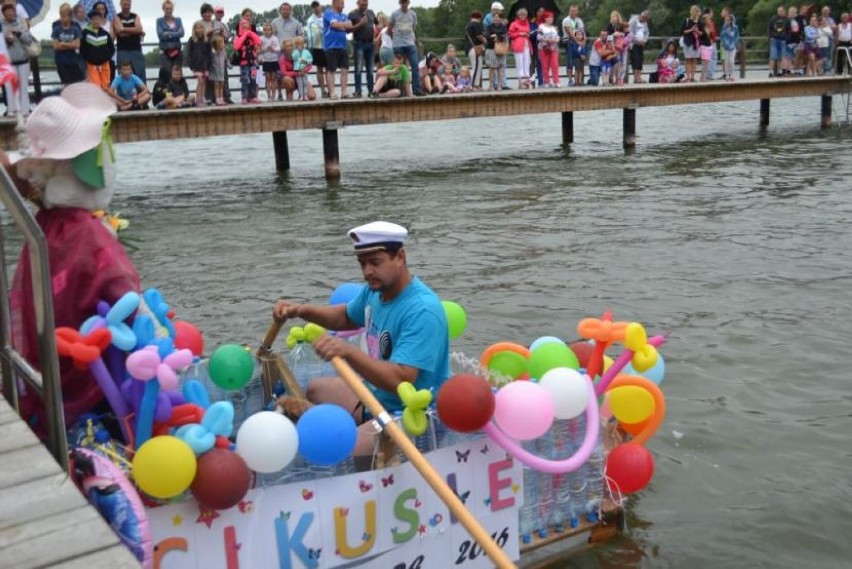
[12,94,852,567]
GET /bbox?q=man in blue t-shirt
[273,221,450,455]
[323,0,364,99]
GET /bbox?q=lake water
[7,92,852,567]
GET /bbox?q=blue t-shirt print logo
[378,331,393,360]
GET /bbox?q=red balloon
[174,321,204,356]
[605,443,655,494]
[190,449,252,510]
[569,341,595,369]
[436,374,495,433]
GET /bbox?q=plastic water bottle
[568,472,586,528]
[550,419,579,530]
[518,463,538,544]
[288,341,315,392]
[534,431,554,537]
[584,442,605,522]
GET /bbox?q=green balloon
[442,301,467,340]
[488,351,528,379]
[528,343,579,380]
[208,344,255,390]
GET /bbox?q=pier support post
[272,130,290,171]
[322,122,343,179]
[623,106,636,149]
[561,111,574,146]
[820,95,832,129]
[759,99,770,129]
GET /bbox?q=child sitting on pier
[373,53,412,98]
[455,66,473,92]
[154,65,193,109]
[109,61,150,110]
[440,64,459,93]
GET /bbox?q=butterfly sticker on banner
[80,292,140,352]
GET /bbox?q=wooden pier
[0,76,848,178]
[0,398,140,568]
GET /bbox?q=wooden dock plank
[0,506,123,568]
[0,444,58,490]
[0,472,88,532]
[42,544,140,569]
[0,418,44,454]
[0,77,847,149]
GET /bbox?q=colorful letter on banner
[391,488,420,544]
[334,502,377,558]
[488,459,516,512]
[275,512,318,569]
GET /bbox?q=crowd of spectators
[0,1,848,116]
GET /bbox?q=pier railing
[0,168,67,469]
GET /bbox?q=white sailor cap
[347,221,408,254]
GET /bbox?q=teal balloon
[528,342,579,380]
[208,344,254,390]
[623,353,666,385]
[442,301,467,340]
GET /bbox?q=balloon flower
[56,327,132,441]
[127,345,194,447]
[576,312,628,380]
[80,291,140,352]
[142,288,176,338]
[175,401,235,455]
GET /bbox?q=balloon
[441,301,467,340]
[132,436,197,499]
[397,382,432,436]
[183,379,211,409]
[609,385,655,424]
[79,291,140,352]
[568,341,595,369]
[538,368,590,420]
[528,342,579,379]
[620,416,648,436]
[208,344,255,390]
[605,375,666,445]
[493,381,554,440]
[190,449,252,510]
[175,402,235,455]
[603,355,614,372]
[605,443,655,494]
[483,373,599,473]
[623,352,666,385]
[487,351,528,379]
[436,374,495,433]
[236,411,299,473]
[297,404,358,466]
[329,282,364,305]
[174,321,204,356]
[529,336,566,352]
[480,342,529,371]
[594,335,666,397]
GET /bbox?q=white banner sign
[148,440,523,569]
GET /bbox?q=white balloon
[538,368,590,420]
[236,411,299,473]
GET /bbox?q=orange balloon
[620,417,649,436]
[605,375,665,445]
[480,342,530,369]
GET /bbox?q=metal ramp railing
[0,166,67,469]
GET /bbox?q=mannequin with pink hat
[0,83,141,437]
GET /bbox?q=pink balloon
[126,346,160,381]
[158,349,194,391]
[157,365,179,391]
[493,381,554,440]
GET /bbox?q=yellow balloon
[602,355,614,372]
[132,436,197,499]
[609,386,655,425]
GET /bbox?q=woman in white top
[836,13,851,75]
[376,14,394,66]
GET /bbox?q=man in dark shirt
[113,0,146,82]
[767,5,790,77]
[348,0,377,97]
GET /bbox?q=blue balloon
[329,283,364,306]
[623,353,666,385]
[297,404,357,466]
[183,380,211,409]
[529,336,567,352]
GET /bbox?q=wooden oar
[329,355,516,569]
[257,319,305,401]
